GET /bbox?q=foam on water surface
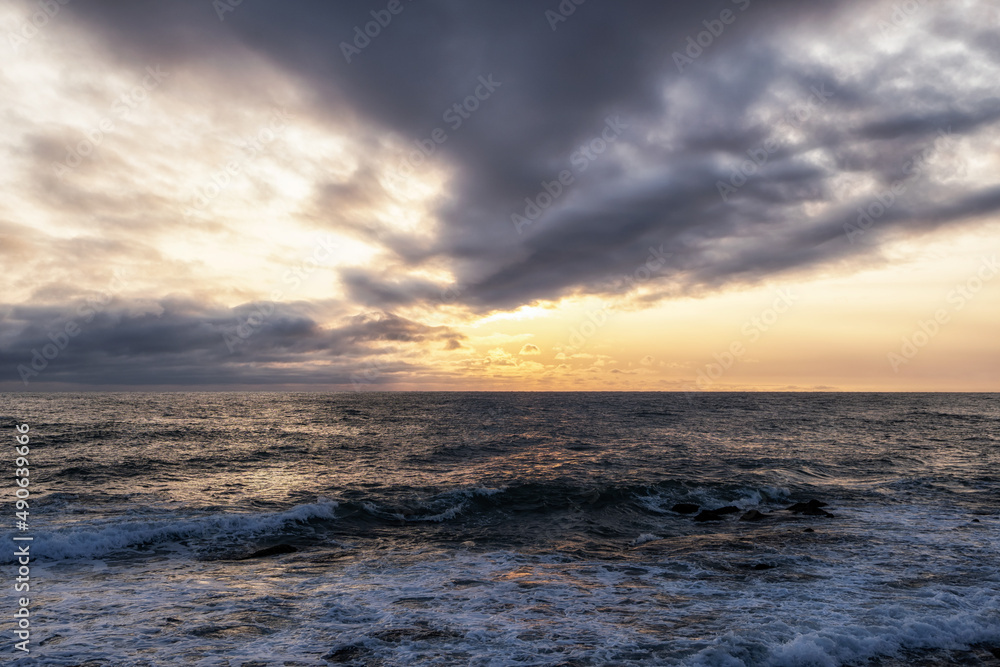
[2,392,998,665]
[1,499,340,562]
[17,528,1000,666]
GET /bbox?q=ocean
[2,392,998,666]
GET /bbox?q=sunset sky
[1,0,998,391]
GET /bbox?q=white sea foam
[4,393,997,665]
[17,541,1000,666]
[2,499,339,562]
[635,485,792,515]
[691,599,1000,667]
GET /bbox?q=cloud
[483,347,518,367]
[519,344,541,356]
[4,0,1000,387]
[0,297,464,389]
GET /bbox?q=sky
[1,0,998,392]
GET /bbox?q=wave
[1,499,339,562]
[745,600,1000,667]
[6,480,829,562]
[328,480,796,531]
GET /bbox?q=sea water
[1,392,997,665]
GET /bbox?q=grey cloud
[16,0,1000,350]
[0,298,463,388]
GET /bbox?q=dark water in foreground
[1,392,998,666]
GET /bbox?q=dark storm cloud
[41,0,1000,313]
[0,298,463,388]
[859,101,1000,142]
[339,268,443,309]
[62,0,888,298]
